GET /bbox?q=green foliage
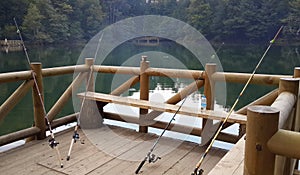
[282,0,300,42]
[22,3,45,43]
[0,0,299,44]
[187,0,213,36]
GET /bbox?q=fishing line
[66,33,104,161]
[135,92,190,174]
[13,17,64,168]
[191,26,284,175]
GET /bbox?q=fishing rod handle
[55,146,64,168]
[67,138,75,161]
[135,159,146,174]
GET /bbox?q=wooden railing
[244,73,300,175]
[209,67,300,175]
[0,57,295,150]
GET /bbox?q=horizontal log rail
[0,127,40,146]
[145,68,204,79]
[104,111,240,144]
[42,65,88,77]
[0,70,32,83]
[0,65,292,85]
[0,64,290,85]
[93,65,140,75]
[268,129,300,159]
[0,113,78,146]
[212,72,291,85]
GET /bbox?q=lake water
[0,41,299,137]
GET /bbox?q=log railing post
[204,64,216,110]
[244,105,279,175]
[79,58,103,128]
[31,62,46,140]
[203,64,216,126]
[293,67,300,132]
[139,56,149,133]
[201,63,217,143]
[294,67,300,170]
[272,77,300,175]
[85,58,95,92]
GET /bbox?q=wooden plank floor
[208,136,245,175]
[0,125,228,175]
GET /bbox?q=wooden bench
[77,92,247,124]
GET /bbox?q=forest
[0,0,299,44]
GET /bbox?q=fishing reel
[72,131,85,144]
[49,138,59,149]
[147,153,161,163]
[73,131,80,143]
[191,168,204,175]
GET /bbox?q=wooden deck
[208,136,245,175]
[0,125,228,175]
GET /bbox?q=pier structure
[0,58,299,174]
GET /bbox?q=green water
[0,42,299,136]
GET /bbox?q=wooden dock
[1,58,300,175]
[0,125,227,175]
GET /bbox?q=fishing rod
[13,17,64,168]
[135,38,225,174]
[191,26,284,175]
[210,42,224,60]
[135,93,190,174]
[66,33,103,161]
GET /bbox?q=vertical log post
[201,64,217,144]
[85,58,95,92]
[294,67,300,170]
[293,67,300,132]
[80,58,103,128]
[139,56,149,133]
[244,105,279,175]
[31,62,46,140]
[203,63,216,127]
[274,77,300,175]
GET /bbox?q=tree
[47,0,73,42]
[70,0,105,39]
[282,0,300,42]
[187,0,213,36]
[22,3,45,42]
[0,0,29,39]
[239,0,286,42]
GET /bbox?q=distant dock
[0,39,23,52]
[0,39,23,47]
[133,36,160,46]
